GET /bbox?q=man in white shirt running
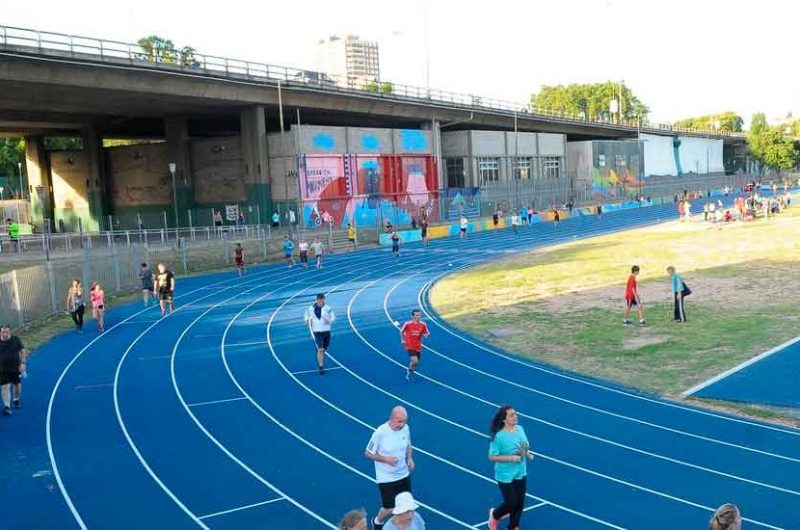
[365,406,415,530]
[304,293,335,374]
[459,215,468,239]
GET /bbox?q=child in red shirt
[623,265,646,326]
[400,309,430,381]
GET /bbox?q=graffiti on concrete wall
[299,154,439,229]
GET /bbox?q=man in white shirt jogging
[304,293,335,374]
[459,215,468,239]
[365,406,415,530]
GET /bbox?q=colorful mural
[299,154,439,229]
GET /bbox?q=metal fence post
[327,221,333,254]
[163,211,168,231]
[46,261,58,313]
[261,227,268,260]
[223,238,230,264]
[112,245,122,291]
[180,237,188,273]
[11,270,24,327]
[82,246,91,298]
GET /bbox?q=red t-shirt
[624,274,638,300]
[401,321,429,352]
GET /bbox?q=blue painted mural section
[361,135,380,151]
[399,130,428,152]
[312,134,336,151]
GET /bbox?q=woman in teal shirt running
[487,405,534,530]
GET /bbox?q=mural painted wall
[299,153,439,229]
[589,141,642,200]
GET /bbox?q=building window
[477,157,500,184]
[446,158,465,188]
[542,156,561,178]
[513,157,532,180]
[615,154,626,167]
[598,154,606,167]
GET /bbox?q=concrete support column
[82,127,106,231]
[165,116,193,227]
[24,135,51,231]
[239,105,270,224]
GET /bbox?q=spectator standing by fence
[66,279,86,332]
[0,325,27,415]
[272,211,280,228]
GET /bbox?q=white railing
[0,25,744,139]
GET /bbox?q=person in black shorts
[154,263,176,317]
[304,293,336,375]
[0,324,28,415]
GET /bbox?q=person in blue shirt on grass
[487,405,534,530]
[667,265,688,322]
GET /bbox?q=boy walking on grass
[623,265,646,326]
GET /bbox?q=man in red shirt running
[400,309,430,381]
[623,265,646,326]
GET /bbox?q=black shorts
[460,227,466,233]
[0,371,20,385]
[378,475,411,509]
[392,244,400,252]
[407,349,421,359]
[159,290,174,301]
[314,331,331,350]
[625,298,638,308]
[421,229,427,238]
[235,258,244,268]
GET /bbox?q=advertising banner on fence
[225,204,239,222]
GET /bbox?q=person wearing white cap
[365,406,415,530]
[382,492,425,530]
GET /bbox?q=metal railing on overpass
[0,25,745,140]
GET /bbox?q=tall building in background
[316,35,380,82]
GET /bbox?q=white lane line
[227,256,478,529]
[46,266,280,530]
[292,366,343,375]
[344,265,785,530]
[682,335,800,397]
[252,253,625,530]
[188,397,248,408]
[198,497,285,520]
[169,254,389,530]
[470,502,549,528]
[226,340,267,348]
[112,272,285,529]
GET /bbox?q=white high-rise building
[316,35,380,82]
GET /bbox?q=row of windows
[447,157,561,186]
[597,154,639,168]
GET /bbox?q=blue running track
[2,199,799,530]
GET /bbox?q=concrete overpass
[0,25,746,231]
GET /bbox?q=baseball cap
[392,492,419,514]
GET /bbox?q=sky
[2,0,797,126]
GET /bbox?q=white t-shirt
[311,241,324,256]
[299,242,309,252]
[305,304,335,332]
[460,218,468,229]
[366,422,411,483]
[511,215,519,226]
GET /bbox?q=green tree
[137,35,179,63]
[530,82,648,122]
[364,81,394,94]
[0,138,25,193]
[748,113,799,171]
[674,111,743,132]
[44,137,83,151]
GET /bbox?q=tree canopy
[674,112,743,132]
[137,36,197,65]
[0,139,25,190]
[530,82,648,122]
[747,112,799,171]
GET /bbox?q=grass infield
[431,208,800,425]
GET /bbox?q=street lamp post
[168,162,178,229]
[17,161,23,200]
